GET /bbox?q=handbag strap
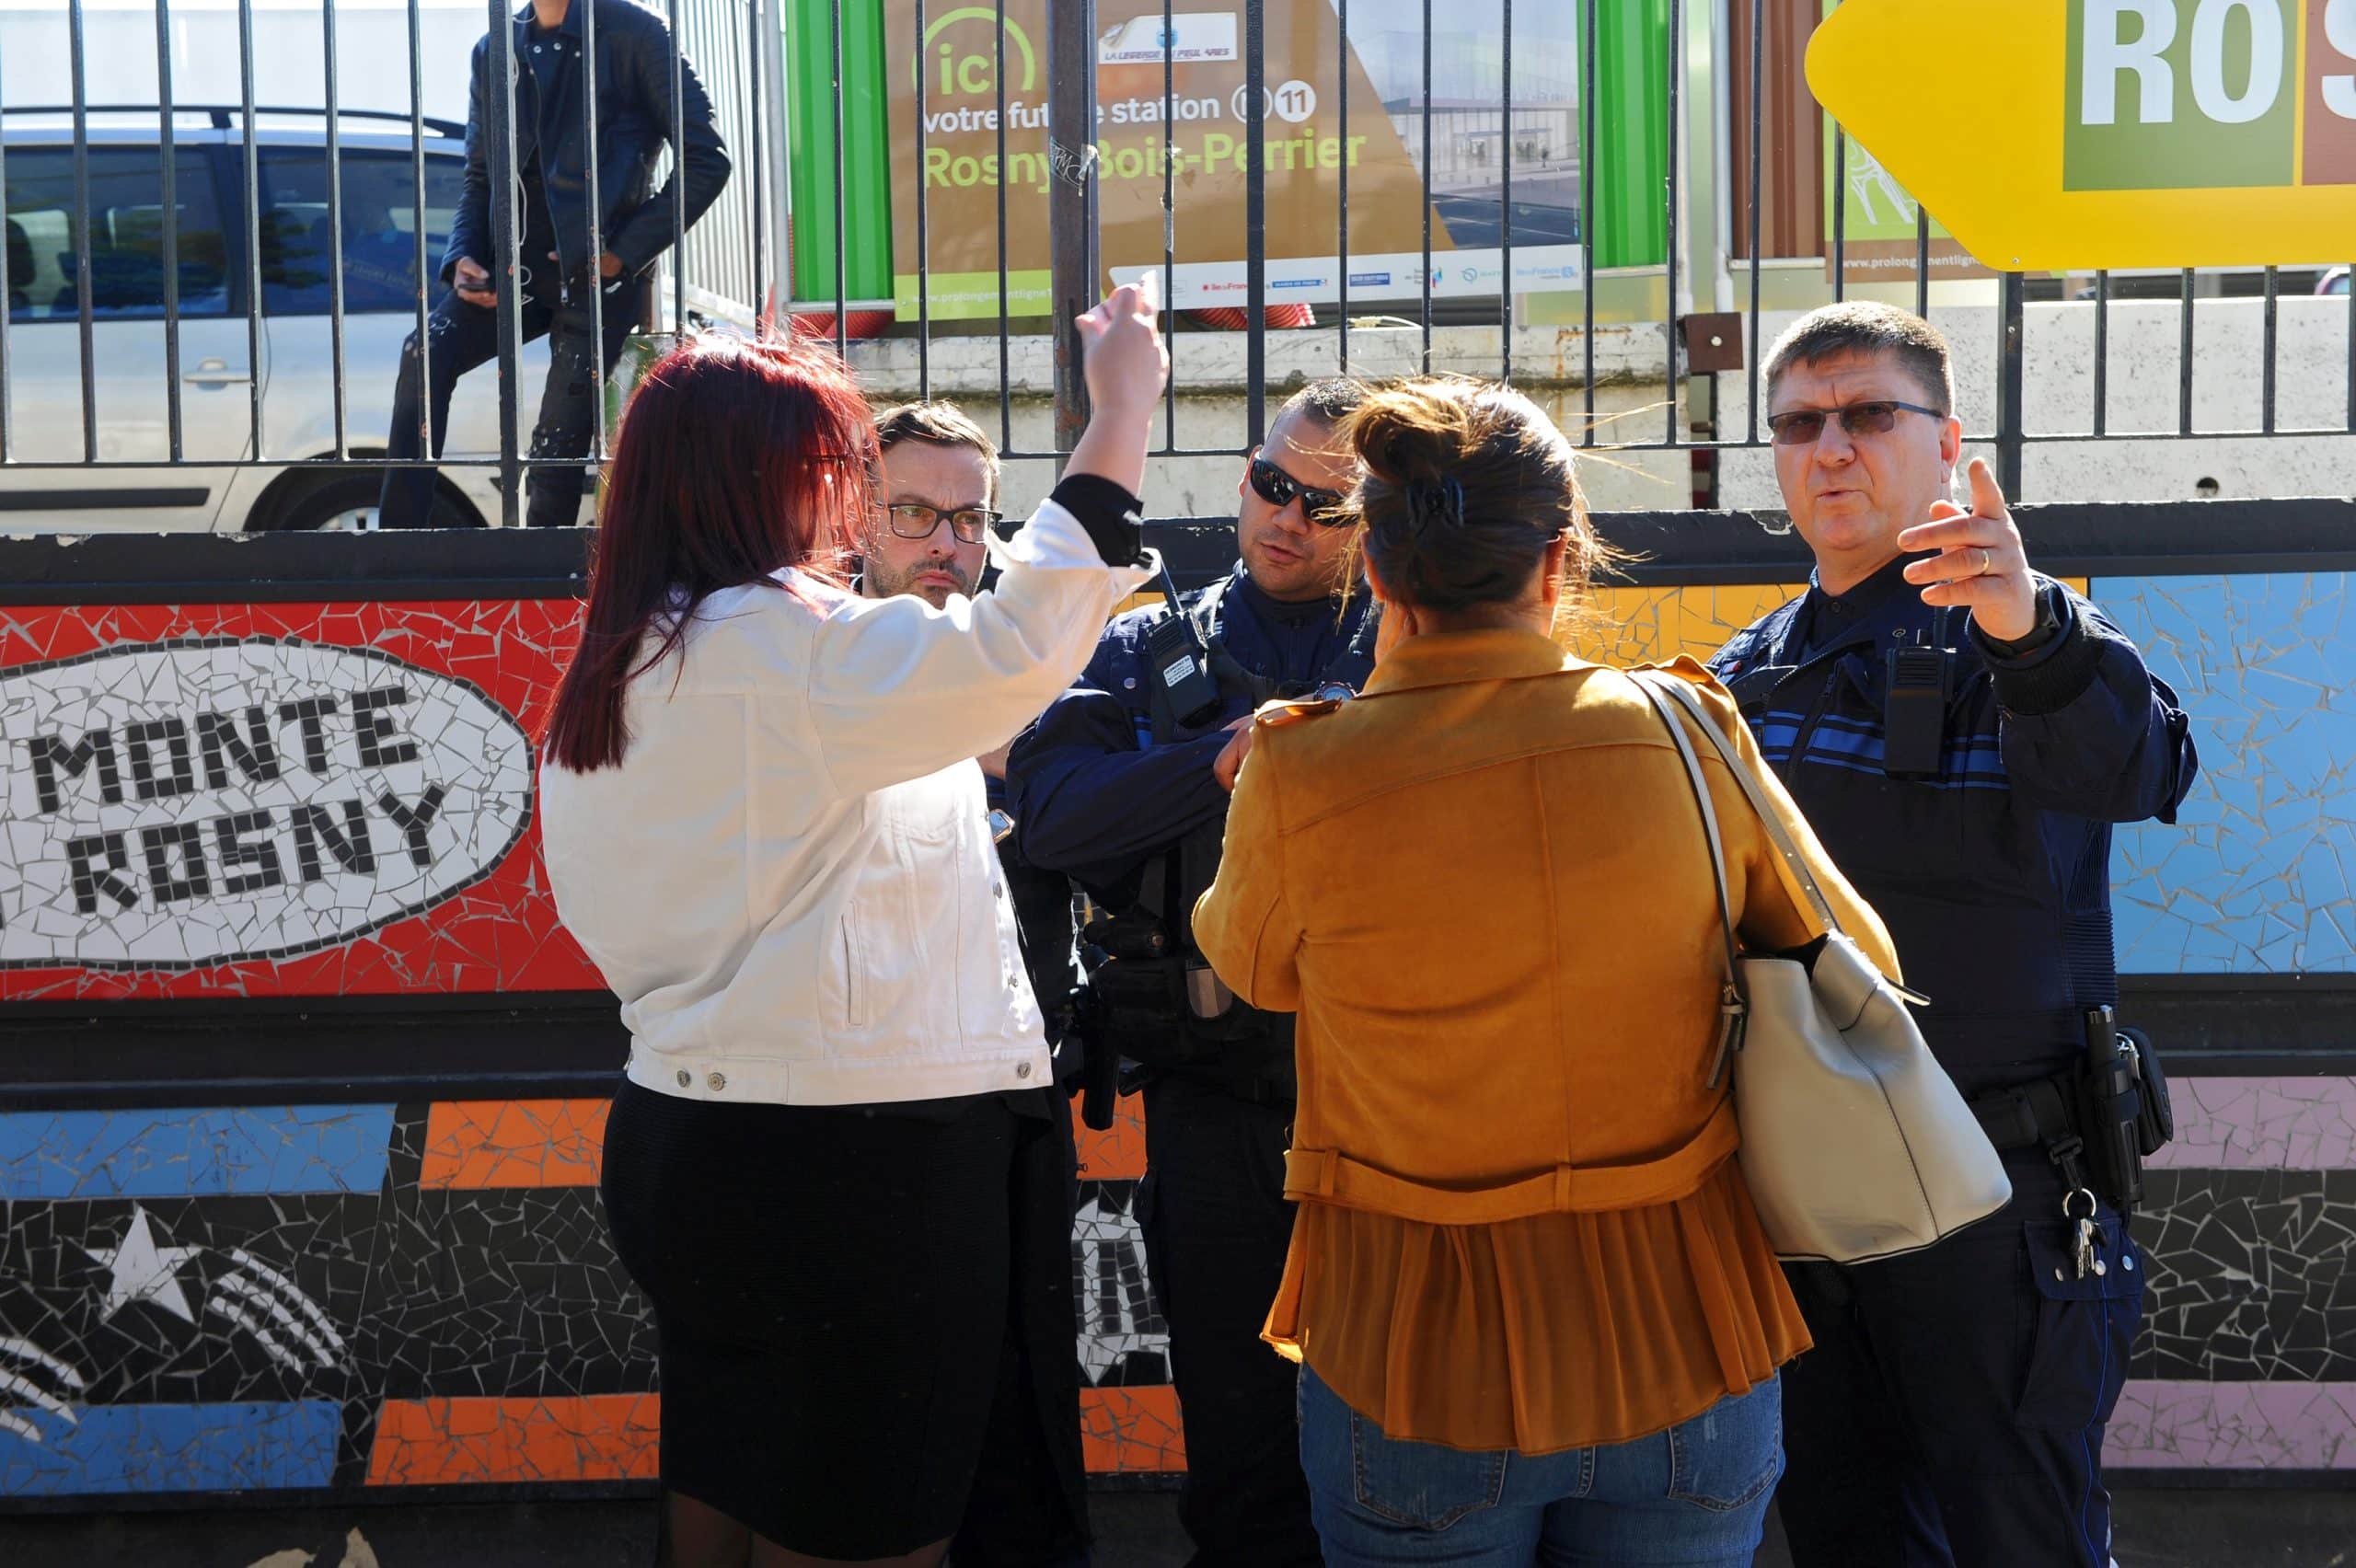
[1630,673,1741,993]
[1633,671,1843,936]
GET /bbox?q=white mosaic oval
[0,637,534,969]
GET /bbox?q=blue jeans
[1297,1365,1783,1568]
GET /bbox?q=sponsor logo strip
[419,1100,611,1190]
[0,1106,395,1199]
[0,1401,340,1495]
[365,1395,663,1486]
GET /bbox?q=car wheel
[263,469,478,532]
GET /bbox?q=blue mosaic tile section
[0,1107,397,1199]
[2096,574,2356,974]
[0,1401,341,1494]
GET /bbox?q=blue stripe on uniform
[0,1106,397,1199]
[0,1401,341,1494]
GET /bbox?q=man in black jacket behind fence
[379,0,731,529]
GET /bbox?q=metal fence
[2,0,2350,529]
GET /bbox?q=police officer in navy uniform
[1006,380,1376,1566]
[1710,304,2198,1567]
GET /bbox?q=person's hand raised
[1075,276,1169,429]
[1067,279,1168,499]
[1897,457,2038,642]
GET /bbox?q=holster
[1968,1019,2175,1211]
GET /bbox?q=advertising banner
[883,0,1601,317]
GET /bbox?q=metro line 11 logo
[2067,0,2356,188]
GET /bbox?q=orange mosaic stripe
[419,1099,608,1190]
[1070,1090,1148,1182]
[367,1395,661,1485]
[1080,1385,1187,1473]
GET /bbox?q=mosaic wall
[5,1078,2352,1493]
[4,575,2353,1494]
[0,1093,1177,1493]
[2101,573,2356,974]
[0,604,603,1001]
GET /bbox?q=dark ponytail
[1343,378,1611,617]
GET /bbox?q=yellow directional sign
[1807,0,2356,270]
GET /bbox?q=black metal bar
[1420,0,1433,373]
[1743,0,1760,447]
[1580,0,1596,444]
[1996,271,2026,500]
[2179,268,2195,437]
[1913,205,1929,320]
[1161,0,1177,449]
[409,0,433,459]
[237,0,265,458]
[1663,0,1680,443]
[831,0,849,357]
[583,0,606,462]
[1830,124,1845,306]
[1245,0,1265,444]
[667,0,685,346]
[2260,264,2278,435]
[1499,0,1514,382]
[0,66,10,463]
[487,0,522,525]
[748,0,770,330]
[914,0,930,398]
[2093,269,2108,438]
[1048,0,1099,461]
[1336,0,1349,376]
[324,0,349,460]
[68,0,96,463]
[156,0,184,463]
[995,0,1011,448]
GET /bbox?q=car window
[262,145,464,315]
[6,146,231,323]
[260,146,464,317]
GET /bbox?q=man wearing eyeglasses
[862,400,1093,1568]
[1004,379,1377,1567]
[1709,303,2198,1568]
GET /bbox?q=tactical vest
[1087,581,1379,1096]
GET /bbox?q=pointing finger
[1965,455,2010,521]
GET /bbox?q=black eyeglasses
[1248,456,1351,526]
[879,502,1000,544]
[1765,399,1946,446]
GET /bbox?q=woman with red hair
[540,286,1166,1567]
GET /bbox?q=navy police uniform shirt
[1007,560,1377,898]
[1707,558,2198,1101]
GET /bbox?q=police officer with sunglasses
[1712,303,2198,1567]
[1005,380,1379,1566]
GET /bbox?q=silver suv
[4,106,555,532]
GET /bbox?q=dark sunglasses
[1248,456,1351,526]
[1765,398,1946,446]
[879,502,1000,544]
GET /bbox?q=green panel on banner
[1588,0,1669,271]
[787,0,893,306]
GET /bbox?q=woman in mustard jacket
[1193,378,1902,1567]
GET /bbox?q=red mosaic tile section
[0,599,601,1000]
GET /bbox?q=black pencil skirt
[600,1076,1019,1559]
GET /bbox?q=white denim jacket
[540,497,1151,1106]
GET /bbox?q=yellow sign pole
[1807,0,2356,270]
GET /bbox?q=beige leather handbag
[1633,673,2013,1264]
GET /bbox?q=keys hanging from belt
[2065,1187,2107,1280]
